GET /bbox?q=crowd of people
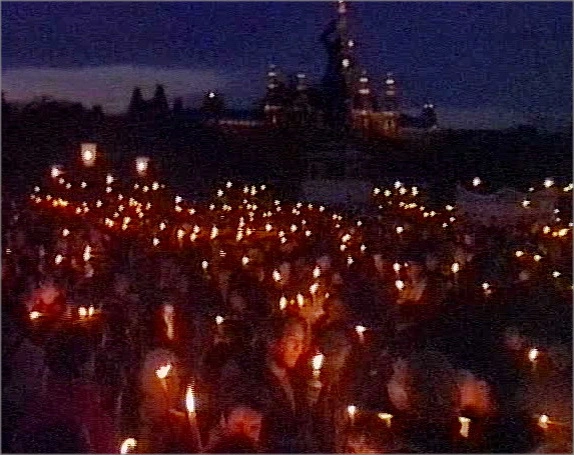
[2,173,572,454]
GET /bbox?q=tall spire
[263,64,286,126]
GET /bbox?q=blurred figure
[219,315,314,453]
[205,404,264,453]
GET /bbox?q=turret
[263,64,287,126]
[128,87,145,118]
[421,102,438,129]
[201,91,225,123]
[152,84,169,116]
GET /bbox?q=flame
[215,315,224,325]
[528,348,539,362]
[155,364,171,379]
[312,353,324,371]
[313,266,321,278]
[538,414,550,429]
[347,405,357,418]
[186,384,196,413]
[395,280,405,291]
[296,294,305,308]
[88,306,94,317]
[30,311,41,320]
[120,438,137,454]
[355,325,366,334]
[309,282,319,295]
[378,413,393,427]
[279,296,288,311]
[458,416,471,437]
[78,307,87,318]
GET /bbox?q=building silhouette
[125,1,438,138]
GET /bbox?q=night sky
[2,1,572,130]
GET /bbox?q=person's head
[207,433,260,454]
[406,261,425,281]
[387,350,460,421]
[223,405,263,443]
[457,369,496,417]
[113,273,130,296]
[228,289,247,314]
[318,327,352,378]
[263,315,306,369]
[503,326,526,351]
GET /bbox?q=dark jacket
[219,353,315,453]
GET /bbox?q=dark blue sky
[2,1,572,129]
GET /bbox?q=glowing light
[202,261,208,270]
[472,177,481,187]
[78,306,87,318]
[451,263,460,274]
[482,282,490,290]
[83,245,92,262]
[120,438,137,454]
[533,255,541,262]
[528,348,539,362]
[242,256,250,266]
[378,413,393,428]
[538,414,550,429]
[155,364,171,380]
[373,188,381,195]
[393,263,401,273]
[396,226,404,234]
[210,226,219,239]
[515,251,524,257]
[279,296,288,310]
[312,353,324,373]
[152,238,160,246]
[543,178,554,188]
[459,416,471,438]
[215,315,224,325]
[347,405,357,419]
[395,280,405,291]
[136,157,150,175]
[296,294,305,308]
[51,166,62,178]
[55,254,64,265]
[81,143,97,166]
[177,229,185,240]
[522,200,531,207]
[30,311,41,320]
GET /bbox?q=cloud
[2,65,233,113]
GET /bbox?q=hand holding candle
[185,384,203,452]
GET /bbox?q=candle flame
[78,306,87,318]
[459,416,471,438]
[378,413,393,427]
[395,280,405,291]
[347,405,357,418]
[309,282,319,295]
[88,306,94,317]
[120,438,137,454]
[312,353,324,371]
[155,364,171,379]
[538,414,550,429]
[186,384,196,413]
[355,325,366,334]
[30,311,41,320]
[279,296,288,310]
[313,266,321,278]
[451,262,460,274]
[528,348,539,362]
[296,294,304,307]
[215,315,224,325]
[273,270,282,282]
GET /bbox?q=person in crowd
[205,403,264,453]
[219,314,315,453]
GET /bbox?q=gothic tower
[263,64,287,126]
[379,73,400,136]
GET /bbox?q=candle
[451,262,460,287]
[393,262,401,277]
[312,353,324,378]
[120,438,137,454]
[136,156,150,176]
[81,143,97,167]
[186,384,203,452]
[458,416,471,438]
[538,414,550,430]
[155,363,171,393]
[78,306,88,318]
[163,304,175,340]
[347,405,357,425]
[377,412,393,428]
[355,325,366,344]
[215,315,224,335]
[313,266,321,279]
[296,294,305,308]
[279,296,288,311]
